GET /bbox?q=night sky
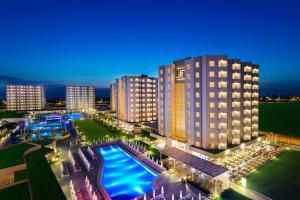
[0,0,299,88]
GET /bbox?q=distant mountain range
[0,76,110,101]
[1,75,300,101]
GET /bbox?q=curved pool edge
[95,147,112,200]
[95,141,162,200]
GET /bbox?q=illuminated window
[209,71,215,77]
[195,92,200,98]
[209,82,215,88]
[209,113,215,119]
[218,60,227,67]
[209,102,215,108]
[195,62,200,68]
[195,72,200,78]
[232,63,241,70]
[209,92,215,98]
[209,61,215,67]
[209,123,215,128]
[195,82,200,88]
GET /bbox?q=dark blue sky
[0,0,299,88]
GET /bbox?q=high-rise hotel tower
[66,86,95,112]
[6,85,46,111]
[111,75,158,123]
[158,55,259,150]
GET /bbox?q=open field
[0,182,31,200]
[247,150,300,200]
[0,143,34,169]
[0,111,25,119]
[259,102,300,137]
[74,119,134,141]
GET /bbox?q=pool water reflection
[98,145,157,200]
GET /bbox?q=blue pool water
[98,145,157,200]
[31,132,63,139]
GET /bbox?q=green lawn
[0,143,34,169]
[259,102,300,137]
[74,119,133,141]
[0,111,25,119]
[218,189,250,200]
[0,182,31,200]
[25,149,66,200]
[247,150,300,200]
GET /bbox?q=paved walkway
[231,182,272,200]
[153,172,208,199]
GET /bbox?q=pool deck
[93,141,208,199]
[50,123,207,200]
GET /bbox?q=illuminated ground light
[98,145,157,200]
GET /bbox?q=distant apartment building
[66,86,95,112]
[111,75,158,123]
[6,85,46,111]
[158,55,259,151]
[110,83,116,112]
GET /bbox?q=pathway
[230,182,272,200]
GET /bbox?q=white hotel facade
[111,75,158,123]
[158,55,259,151]
[66,86,95,112]
[6,85,46,111]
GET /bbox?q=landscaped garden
[74,119,134,141]
[0,182,31,200]
[259,102,300,137]
[0,143,34,169]
[246,150,300,200]
[0,111,26,119]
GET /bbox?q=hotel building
[6,85,46,111]
[110,83,116,112]
[111,75,158,123]
[66,86,95,112]
[158,55,259,151]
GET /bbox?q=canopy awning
[161,147,228,178]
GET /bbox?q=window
[209,82,215,88]
[232,63,241,70]
[209,71,215,77]
[219,92,227,98]
[209,123,215,128]
[196,112,200,118]
[210,133,215,139]
[218,71,227,78]
[195,62,200,68]
[244,66,252,72]
[195,72,200,78]
[195,102,200,108]
[232,73,240,80]
[209,113,215,119]
[218,81,227,88]
[186,65,190,70]
[209,102,215,108]
[195,82,200,88]
[209,92,215,98]
[209,61,215,67]
[186,73,191,79]
[195,92,200,98]
[218,60,227,67]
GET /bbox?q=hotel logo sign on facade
[176,67,185,81]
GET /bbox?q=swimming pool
[98,145,157,200]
